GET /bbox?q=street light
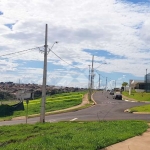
[48,41,58,54]
[95,62,107,69]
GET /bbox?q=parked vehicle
[113,92,122,100]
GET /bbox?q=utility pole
[99,74,100,90]
[91,55,94,90]
[89,56,94,100]
[88,65,91,101]
[106,77,107,91]
[40,24,48,123]
[146,69,147,93]
[88,65,91,88]
[115,80,116,88]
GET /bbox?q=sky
[0,0,150,89]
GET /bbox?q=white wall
[16,90,32,100]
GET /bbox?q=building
[145,73,150,92]
[129,72,150,92]
[130,80,145,90]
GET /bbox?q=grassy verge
[122,91,150,101]
[0,120,148,150]
[0,92,87,121]
[123,91,150,112]
[130,104,150,112]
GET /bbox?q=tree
[122,82,128,91]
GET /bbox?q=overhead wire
[0,46,43,58]
[50,49,85,70]
[0,45,119,88]
[50,48,110,83]
[1,49,37,59]
[49,49,91,81]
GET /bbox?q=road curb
[133,112,150,114]
[91,92,97,105]
[124,109,150,114]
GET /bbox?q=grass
[122,91,150,101]
[122,91,150,112]
[0,120,148,150]
[0,92,86,121]
[130,104,150,112]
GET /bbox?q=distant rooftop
[131,80,144,85]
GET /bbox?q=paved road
[1,91,150,126]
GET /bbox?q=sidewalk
[103,126,150,150]
[101,95,150,150]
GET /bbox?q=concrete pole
[106,77,107,91]
[88,65,91,88]
[99,74,100,90]
[40,24,48,123]
[129,87,131,95]
[90,55,94,90]
[146,69,147,93]
[89,56,94,100]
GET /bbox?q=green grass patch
[122,91,150,101]
[0,92,86,120]
[0,120,148,150]
[130,104,150,112]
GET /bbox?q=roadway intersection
[1,91,150,126]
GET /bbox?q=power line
[50,49,92,82]
[0,46,43,58]
[50,49,83,70]
[50,49,115,88]
[1,49,37,59]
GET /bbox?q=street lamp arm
[48,41,58,54]
[95,62,107,69]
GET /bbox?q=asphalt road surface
[1,91,150,126]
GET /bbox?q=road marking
[125,100,136,102]
[70,118,78,121]
[46,119,56,122]
[100,101,119,104]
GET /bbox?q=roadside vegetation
[0,120,148,150]
[122,91,150,101]
[122,91,150,112]
[0,91,86,121]
[130,104,150,112]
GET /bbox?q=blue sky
[0,0,150,89]
[122,0,150,4]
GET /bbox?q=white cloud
[0,0,150,87]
